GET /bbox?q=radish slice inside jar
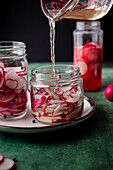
[5,79,18,89]
[31,85,83,123]
[0,66,28,119]
[4,66,25,73]
[0,66,4,88]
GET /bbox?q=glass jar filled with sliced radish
[73,21,103,91]
[30,65,84,124]
[0,41,28,119]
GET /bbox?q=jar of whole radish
[30,65,84,124]
[73,21,103,91]
[0,41,28,120]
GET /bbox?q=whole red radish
[104,84,113,101]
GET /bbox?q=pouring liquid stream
[49,20,56,79]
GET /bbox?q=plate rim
[0,95,96,133]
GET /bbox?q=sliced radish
[0,154,4,163]
[44,107,54,113]
[57,75,61,79]
[0,66,4,88]
[34,96,46,106]
[62,90,70,100]
[0,158,15,170]
[0,92,16,104]
[15,76,27,91]
[89,63,102,77]
[18,72,27,76]
[4,67,25,73]
[75,59,88,76]
[45,88,60,100]
[0,62,5,68]
[0,106,8,112]
[14,88,24,94]
[86,42,98,47]
[47,99,63,104]
[66,97,79,103]
[7,108,25,114]
[97,45,102,62]
[32,85,83,123]
[9,103,26,110]
[54,103,67,113]
[5,69,19,81]
[5,79,18,89]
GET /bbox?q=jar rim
[31,64,81,87]
[0,41,26,50]
[75,21,101,30]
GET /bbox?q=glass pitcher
[40,0,113,21]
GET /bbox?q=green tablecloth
[0,63,113,170]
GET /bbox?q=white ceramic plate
[0,96,96,133]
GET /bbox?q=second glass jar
[73,21,103,91]
[30,65,84,124]
[0,41,28,120]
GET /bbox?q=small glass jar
[73,21,103,91]
[30,65,84,124]
[0,41,28,120]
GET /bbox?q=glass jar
[30,65,84,124]
[0,41,28,120]
[73,21,103,91]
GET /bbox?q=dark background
[0,0,113,63]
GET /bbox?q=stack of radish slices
[31,86,83,124]
[0,154,15,170]
[0,65,28,119]
[73,42,102,90]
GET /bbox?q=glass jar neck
[31,65,81,87]
[0,41,26,59]
[76,21,101,31]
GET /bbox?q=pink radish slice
[0,66,4,88]
[5,79,18,89]
[54,103,67,113]
[18,72,27,76]
[4,67,25,73]
[15,76,27,91]
[0,158,15,170]
[5,69,19,81]
[0,154,4,163]
[45,88,60,100]
[47,99,63,104]
[15,94,22,103]
[62,90,71,100]
[0,92,16,104]
[9,103,26,109]
[0,62,5,68]
[0,106,8,112]
[34,96,47,107]
[75,60,88,76]
[66,97,79,103]
[7,108,25,114]
[1,111,16,116]
[14,87,24,94]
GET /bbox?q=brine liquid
[42,0,107,21]
[49,20,56,78]
[50,8,105,20]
